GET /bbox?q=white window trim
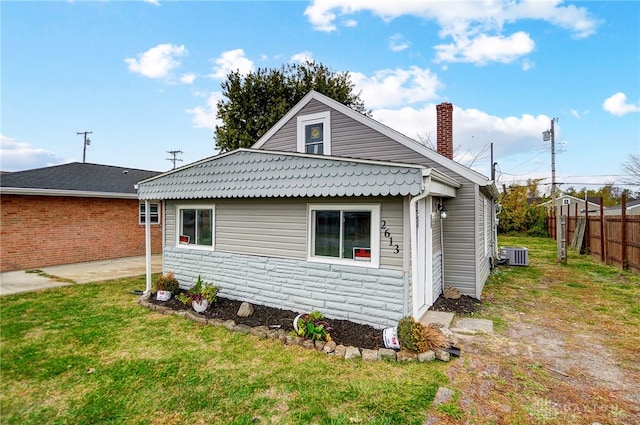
[484,198,489,257]
[562,198,570,205]
[297,111,331,155]
[175,204,216,251]
[307,203,380,269]
[139,202,160,225]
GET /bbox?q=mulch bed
[147,291,481,350]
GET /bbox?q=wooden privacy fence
[546,195,639,273]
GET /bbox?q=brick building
[1,162,162,272]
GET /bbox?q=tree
[214,61,369,152]
[622,153,640,198]
[498,180,548,236]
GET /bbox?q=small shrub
[152,272,180,293]
[294,311,333,342]
[177,275,219,306]
[397,316,448,353]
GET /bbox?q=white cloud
[125,44,186,79]
[521,58,534,71]
[603,92,640,116]
[389,34,410,52]
[351,66,442,109]
[209,49,255,80]
[142,0,160,6]
[435,31,535,65]
[343,19,358,27]
[185,92,224,130]
[180,73,196,84]
[291,51,314,64]
[0,135,67,172]
[303,0,598,65]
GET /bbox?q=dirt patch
[430,294,482,315]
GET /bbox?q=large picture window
[297,111,331,155]
[308,204,380,268]
[176,205,214,249]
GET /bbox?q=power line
[166,150,183,169]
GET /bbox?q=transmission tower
[166,150,184,169]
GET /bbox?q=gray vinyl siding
[259,100,489,298]
[163,196,406,271]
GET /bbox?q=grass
[1,277,447,425]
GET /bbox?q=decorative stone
[155,305,170,314]
[323,340,337,354]
[232,324,252,334]
[396,349,417,362]
[344,346,361,359]
[444,286,462,299]
[314,340,325,351]
[432,387,455,406]
[302,339,315,350]
[417,350,436,362]
[285,335,303,346]
[250,325,269,338]
[361,349,380,362]
[207,318,224,327]
[333,344,347,358]
[434,349,451,362]
[379,348,397,361]
[223,319,237,330]
[440,327,458,347]
[236,302,254,317]
[186,310,207,324]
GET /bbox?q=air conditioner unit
[500,246,529,266]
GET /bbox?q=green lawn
[1,277,447,425]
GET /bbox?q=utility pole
[166,150,183,170]
[77,131,92,163]
[543,118,565,263]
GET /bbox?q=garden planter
[156,290,172,302]
[383,327,400,350]
[192,299,209,313]
[293,314,303,332]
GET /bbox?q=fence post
[600,197,605,262]
[622,194,627,270]
[584,197,589,253]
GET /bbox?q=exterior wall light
[437,203,448,219]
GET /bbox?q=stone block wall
[164,247,409,328]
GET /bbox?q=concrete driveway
[0,255,162,296]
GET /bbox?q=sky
[2,0,639,194]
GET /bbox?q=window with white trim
[139,202,160,225]
[308,204,380,268]
[297,111,331,155]
[176,205,215,249]
[562,198,570,205]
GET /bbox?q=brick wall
[0,195,162,271]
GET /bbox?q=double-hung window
[308,204,380,268]
[297,111,331,155]
[176,205,215,249]
[139,202,160,225]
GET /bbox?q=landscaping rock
[417,350,436,362]
[344,346,361,359]
[186,310,207,324]
[302,339,315,350]
[361,349,379,362]
[333,344,347,358]
[432,387,455,406]
[223,319,237,330]
[440,327,458,347]
[233,324,252,334]
[250,325,269,338]
[434,349,451,362]
[379,348,397,361]
[207,318,224,327]
[444,286,462,299]
[396,349,417,362]
[236,302,254,317]
[323,340,337,354]
[154,304,170,314]
[314,340,325,351]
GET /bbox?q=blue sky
[2,1,639,193]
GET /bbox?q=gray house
[138,91,499,328]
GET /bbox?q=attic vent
[500,247,529,266]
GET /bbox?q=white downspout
[439,197,445,291]
[144,199,152,293]
[409,175,431,319]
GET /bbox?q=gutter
[0,187,138,199]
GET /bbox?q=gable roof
[252,90,495,190]
[138,148,461,201]
[0,162,161,199]
[539,193,602,208]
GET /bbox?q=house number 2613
[380,220,400,254]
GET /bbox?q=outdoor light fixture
[437,203,448,219]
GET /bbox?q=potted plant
[152,271,180,301]
[177,275,219,313]
[293,310,333,342]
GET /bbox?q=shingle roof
[1,162,161,195]
[138,149,426,200]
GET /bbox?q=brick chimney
[436,102,453,160]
